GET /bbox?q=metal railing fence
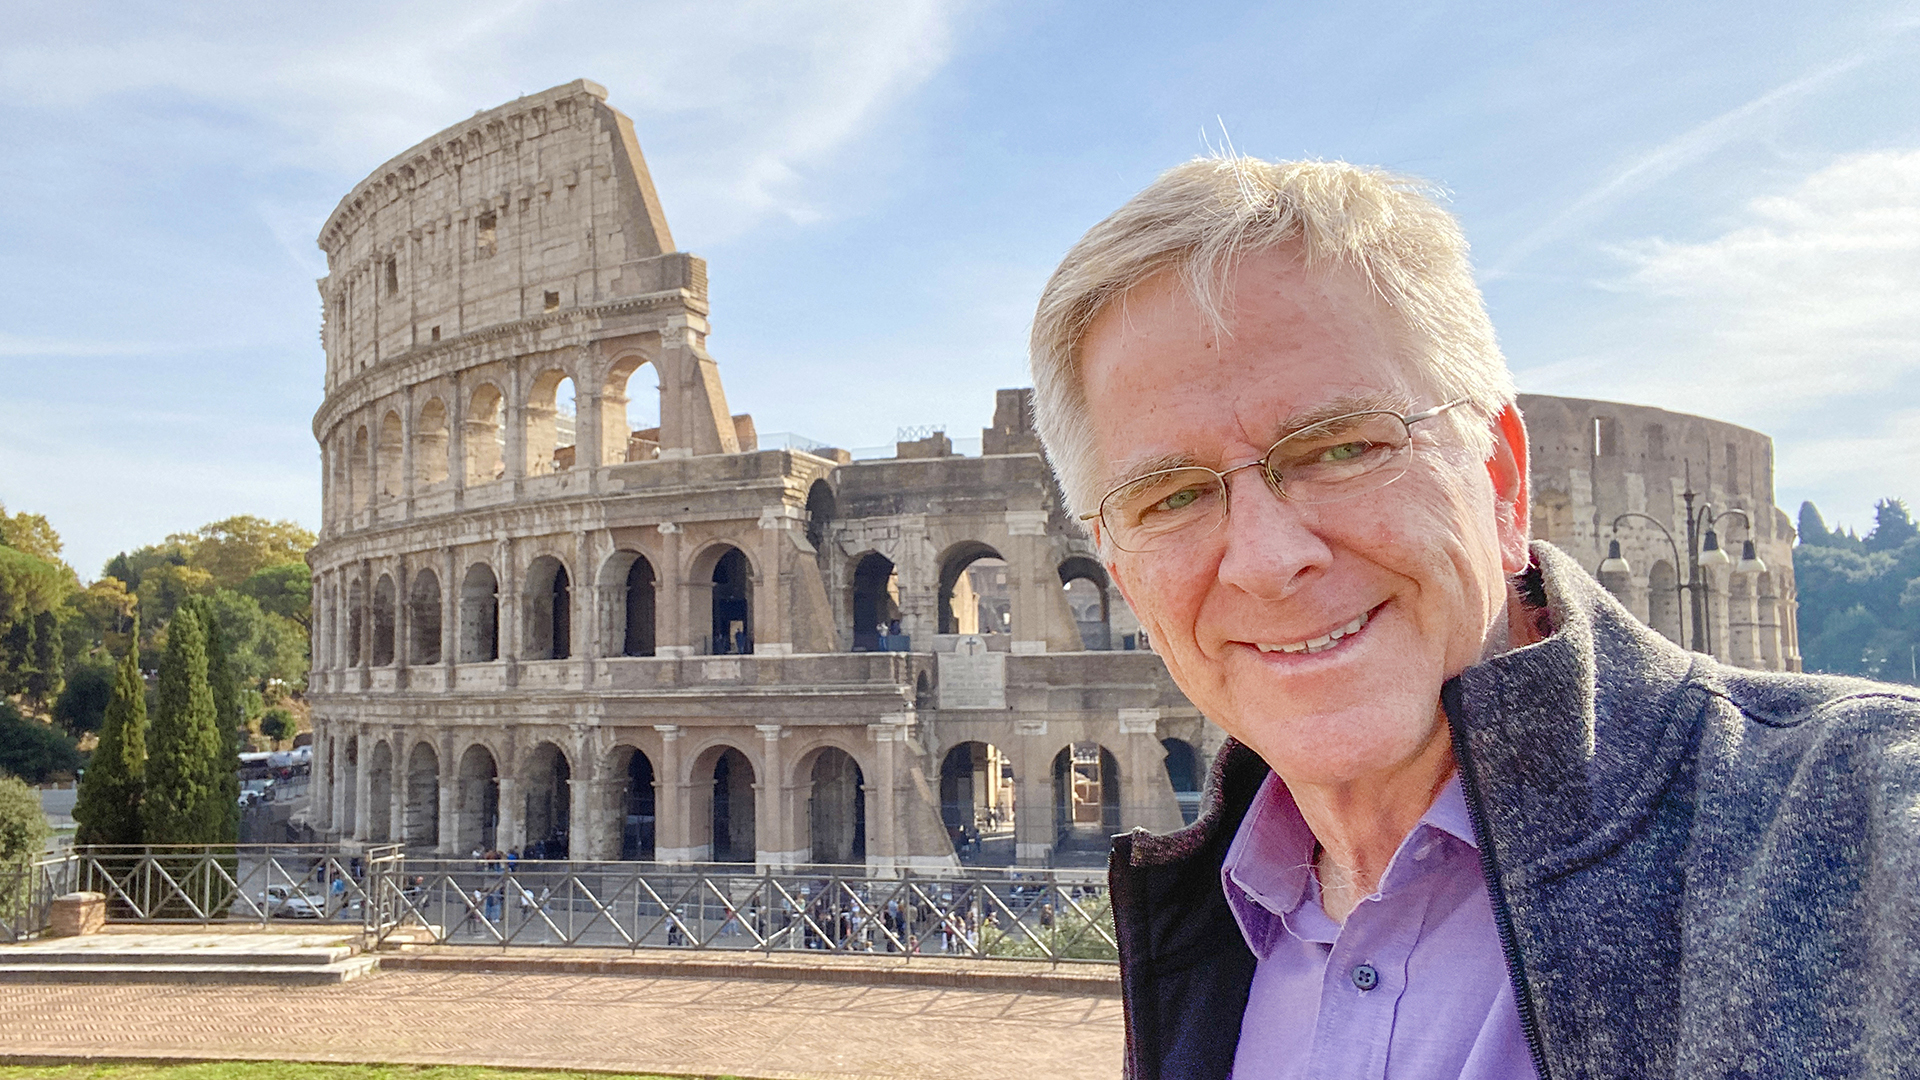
[12,846,1117,964]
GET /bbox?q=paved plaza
[0,966,1123,1079]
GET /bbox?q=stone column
[868,722,899,868]
[389,733,408,844]
[436,731,459,857]
[497,774,523,854]
[754,724,786,866]
[568,731,595,861]
[652,725,689,862]
[1013,725,1053,866]
[441,546,459,677]
[1118,708,1183,834]
[656,523,687,655]
[353,728,373,842]
[329,733,349,839]
[312,726,333,835]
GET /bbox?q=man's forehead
[1100,388,1417,485]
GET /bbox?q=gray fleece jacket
[1109,541,1920,1079]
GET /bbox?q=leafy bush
[0,698,82,782]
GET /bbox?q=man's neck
[1292,726,1456,924]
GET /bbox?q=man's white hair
[1028,156,1517,521]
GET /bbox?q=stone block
[47,892,107,937]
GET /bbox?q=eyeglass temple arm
[1404,398,1472,425]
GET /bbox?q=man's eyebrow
[1099,391,1418,492]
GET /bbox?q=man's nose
[1214,465,1332,599]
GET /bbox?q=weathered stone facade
[1520,394,1800,671]
[305,81,1208,867]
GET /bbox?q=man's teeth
[1255,611,1370,655]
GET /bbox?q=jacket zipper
[1450,714,1553,1080]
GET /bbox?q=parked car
[257,883,326,919]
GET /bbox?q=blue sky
[3,1,1918,577]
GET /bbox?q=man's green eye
[1154,488,1202,512]
[1320,441,1370,463]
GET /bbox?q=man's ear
[1486,403,1531,574]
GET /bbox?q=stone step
[0,956,380,986]
[1,943,358,966]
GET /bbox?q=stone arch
[350,425,372,511]
[689,742,757,863]
[521,740,572,859]
[455,743,500,853]
[1058,556,1111,650]
[690,544,754,655]
[346,577,366,667]
[804,479,835,551]
[1648,560,1681,644]
[608,744,656,860]
[371,573,397,666]
[404,741,440,846]
[598,550,656,657]
[408,569,441,665]
[522,555,572,660]
[603,353,663,463]
[366,739,394,843]
[939,741,1016,864]
[938,541,1010,636]
[414,396,450,487]
[377,409,404,499]
[850,551,900,651]
[465,383,505,484]
[1052,742,1120,852]
[1160,737,1201,825]
[524,367,577,475]
[459,562,500,662]
[797,744,866,865]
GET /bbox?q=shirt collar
[1220,770,1479,955]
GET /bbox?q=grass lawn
[0,1066,708,1080]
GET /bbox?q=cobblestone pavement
[0,969,1123,1080]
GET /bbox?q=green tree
[1865,498,1919,554]
[185,517,315,591]
[182,597,243,843]
[0,772,50,864]
[259,707,296,747]
[0,699,82,782]
[143,606,222,844]
[52,654,117,736]
[240,562,313,631]
[72,642,147,848]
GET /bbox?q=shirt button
[1351,963,1379,991]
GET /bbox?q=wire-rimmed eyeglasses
[1080,399,1471,554]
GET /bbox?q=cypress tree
[143,607,222,844]
[183,597,242,841]
[72,636,148,848]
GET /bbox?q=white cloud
[0,0,959,239]
[1522,148,1920,523]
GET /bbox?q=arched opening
[522,556,572,660]
[624,557,655,656]
[1052,743,1120,854]
[404,742,440,847]
[522,741,571,859]
[366,740,394,843]
[455,744,499,853]
[525,369,577,474]
[850,552,901,651]
[939,742,1016,864]
[371,574,396,666]
[1161,737,1201,825]
[465,384,505,484]
[616,747,656,860]
[804,480,835,551]
[938,542,1010,636]
[346,578,366,667]
[350,425,372,512]
[710,548,753,655]
[414,397,450,487]
[806,748,866,864]
[708,747,756,863]
[603,356,663,463]
[409,570,441,665]
[378,410,404,499]
[1059,557,1111,651]
[1648,560,1681,645]
[459,563,499,662]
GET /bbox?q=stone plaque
[938,634,1006,710]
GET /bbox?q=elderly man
[1027,159,1920,1079]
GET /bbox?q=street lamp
[1599,484,1765,657]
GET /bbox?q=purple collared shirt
[1221,773,1535,1080]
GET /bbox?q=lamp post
[1598,484,1766,657]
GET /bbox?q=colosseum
[304,79,1799,865]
